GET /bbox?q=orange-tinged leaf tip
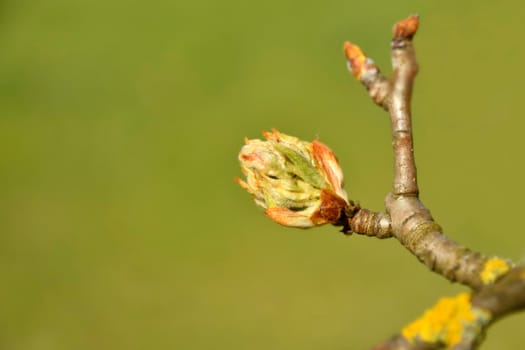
[311,141,348,203]
[262,129,278,140]
[235,177,250,190]
[265,207,314,228]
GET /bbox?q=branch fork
[342,15,525,349]
[237,14,525,350]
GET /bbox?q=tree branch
[236,13,525,350]
[389,15,419,196]
[345,15,492,289]
[372,265,525,350]
[343,15,525,349]
[346,207,392,238]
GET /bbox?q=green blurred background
[1,0,524,349]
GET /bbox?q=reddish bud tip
[393,15,419,39]
[343,41,367,79]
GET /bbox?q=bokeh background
[1,0,524,349]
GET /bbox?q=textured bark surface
[343,15,525,350]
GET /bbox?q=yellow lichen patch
[480,257,510,285]
[401,293,485,348]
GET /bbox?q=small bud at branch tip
[392,15,419,40]
[343,41,378,81]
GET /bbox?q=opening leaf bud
[236,129,350,228]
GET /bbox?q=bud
[236,129,349,228]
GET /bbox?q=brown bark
[342,15,525,349]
